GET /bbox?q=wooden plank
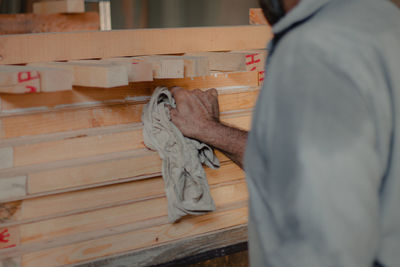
[84,58,154,82]
[19,182,248,245]
[178,55,209,77]
[63,62,128,88]
[136,56,184,79]
[0,226,19,250]
[25,114,250,195]
[0,67,40,94]
[0,26,272,65]
[75,224,247,267]
[21,207,248,267]
[33,0,85,14]
[9,91,255,167]
[4,111,250,170]
[0,87,151,113]
[0,113,250,202]
[186,52,247,72]
[0,147,13,169]
[0,66,73,94]
[27,151,162,194]
[28,62,128,88]
[154,55,209,77]
[2,163,243,225]
[0,71,258,113]
[0,256,21,267]
[13,130,144,167]
[0,89,256,140]
[38,67,74,92]
[0,201,22,224]
[186,51,266,72]
[0,13,99,35]
[0,176,26,201]
[0,104,143,139]
[249,8,269,25]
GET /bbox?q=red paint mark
[17,71,40,93]
[17,71,40,83]
[25,85,38,93]
[245,54,261,66]
[259,71,265,82]
[0,229,10,243]
[250,66,257,71]
[132,62,139,65]
[3,244,16,249]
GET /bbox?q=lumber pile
[0,13,100,35]
[33,0,85,15]
[0,0,99,35]
[0,26,271,266]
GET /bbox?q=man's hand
[170,87,219,141]
[169,87,248,168]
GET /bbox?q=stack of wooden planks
[0,26,271,266]
[0,0,99,35]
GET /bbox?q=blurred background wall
[110,0,259,29]
[0,0,398,29]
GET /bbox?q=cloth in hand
[142,87,220,222]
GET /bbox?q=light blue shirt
[244,0,400,266]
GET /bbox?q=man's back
[244,0,400,266]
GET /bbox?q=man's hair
[259,0,285,25]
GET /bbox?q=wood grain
[14,129,144,167]
[0,71,258,113]
[33,0,85,14]
[24,114,250,194]
[0,90,256,140]
[19,181,248,244]
[0,147,13,169]
[249,8,269,25]
[0,12,99,35]
[0,176,26,201]
[21,207,248,267]
[80,224,247,267]
[0,104,143,139]
[1,163,243,225]
[10,92,256,166]
[0,26,272,65]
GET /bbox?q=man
[170,0,400,266]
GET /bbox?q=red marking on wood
[245,54,261,65]
[17,71,40,93]
[0,229,10,243]
[132,62,139,64]
[250,66,256,71]
[3,244,16,249]
[25,85,38,93]
[259,71,265,82]
[17,71,40,83]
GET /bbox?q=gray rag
[142,87,220,222]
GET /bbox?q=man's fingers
[207,88,218,98]
[169,106,178,120]
[170,86,184,96]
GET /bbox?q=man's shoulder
[276,0,400,56]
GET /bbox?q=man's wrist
[194,119,224,147]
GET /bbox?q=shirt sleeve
[245,30,392,267]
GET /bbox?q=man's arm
[169,87,247,168]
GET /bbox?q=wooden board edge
[73,224,248,267]
[0,26,272,65]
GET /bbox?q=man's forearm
[195,121,248,168]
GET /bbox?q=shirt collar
[272,0,332,34]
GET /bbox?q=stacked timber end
[0,49,266,266]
